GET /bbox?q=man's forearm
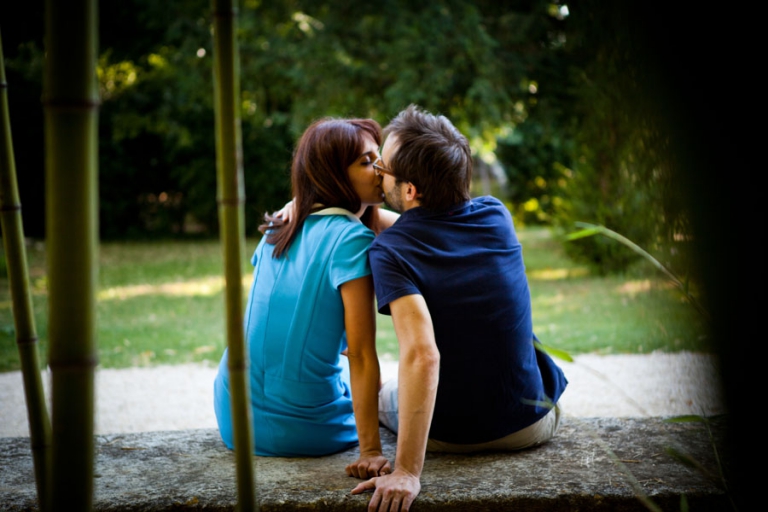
[394,344,439,477]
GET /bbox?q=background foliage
[1,0,691,273]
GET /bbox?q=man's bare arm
[351,294,440,511]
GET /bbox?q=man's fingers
[380,461,392,475]
[368,488,383,511]
[351,478,377,495]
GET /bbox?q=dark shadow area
[628,2,759,508]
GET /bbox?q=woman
[213,117,390,477]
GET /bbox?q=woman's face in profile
[347,135,384,210]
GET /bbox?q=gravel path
[0,352,726,438]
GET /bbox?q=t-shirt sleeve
[368,239,421,315]
[250,236,269,266]
[329,223,375,289]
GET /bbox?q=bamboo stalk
[0,28,52,512]
[43,1,99,510]
[211,1,256,510]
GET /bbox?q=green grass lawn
[521,227,709,355]
[0,228,710,372]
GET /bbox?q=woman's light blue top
[213,211,374,456]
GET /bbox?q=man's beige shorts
[378,378,562,453]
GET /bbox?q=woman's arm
[340,275,391,479]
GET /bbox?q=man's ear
[405,182,421,202]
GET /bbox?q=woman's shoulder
[301,214,375,254]
[311,213,375,237]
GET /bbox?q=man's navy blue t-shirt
[369,196,567,444]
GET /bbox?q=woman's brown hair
[260,118,382,258]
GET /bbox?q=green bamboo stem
[43,1,99,510]
[0,28,52,512]
[211,1,256,510]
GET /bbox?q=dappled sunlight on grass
[615,279,675,297]
[97,275,254,301]
[534,292,568,307]
[617,279,652,295]
[527,267,590,280]
[516,226,553,241]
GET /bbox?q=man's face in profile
[379,135,405,213]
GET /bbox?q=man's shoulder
[469,196,514,226]
[369,226,399,254]
[471,195,507,212]
[474,195,503,206]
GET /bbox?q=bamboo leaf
[534,340,574,362]
[564,227,602,241]
[664,446,711,475]
[680,493,689,512]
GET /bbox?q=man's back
[370,196,567,444]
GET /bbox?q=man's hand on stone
[346,453,391,480]
[350,468,421,511]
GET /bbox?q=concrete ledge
[1,417,731,511]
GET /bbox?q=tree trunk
[211,1,257,510]
[43,0,99,509]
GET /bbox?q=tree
[494,1,692,274]
[2,0,692,276]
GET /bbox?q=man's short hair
[384,105,472,211]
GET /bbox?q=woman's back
[214,212,374,456]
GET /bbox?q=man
[351,105,568,511]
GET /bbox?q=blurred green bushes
[1,0,693,274]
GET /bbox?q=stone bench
[1,417,731,511]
